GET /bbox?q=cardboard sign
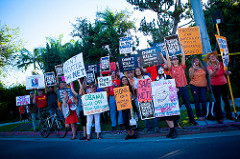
[97,76,112,88]
[82,91,110,115]
[138,48,163,68]
[55,64,64,76]
[86,70,96,85]
[119,36,132,54]
[215,35,229,68]
[151,79,180,117]
[44,72,57,86]
[114,86,132,111]
[85,64,100,74]
[118,55,138,72]
[137,78,155,120]
[164,34,182,56]
[153,42,166,55]
[63,53,86,84]
[178,26,202,55]
[100,56,110,72]
[26,75,45,90]
[57,88,73,102]
[16,95,30,106]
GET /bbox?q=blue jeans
[49,108,64,119]
[145,118,158,129]
[177,86,195,121]
[31,113,37,131]
[190,84,207,118]
[109,96,123,127]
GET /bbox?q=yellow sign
[114,86,132,111]
[178,26,202,55]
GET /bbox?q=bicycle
[39,113,67,138]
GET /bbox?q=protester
[62,90,79,140]
[204,51,234,124]
[189,57,208,120]
[70,79,86,140]
[28,91,38,131]
[33,89,48,120]
[166,48,198,126]
[85,83,102,141]
[19,106,27,123]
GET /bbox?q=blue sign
[153,42,166,55]
[118,55,138,72]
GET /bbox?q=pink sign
[137,78,152,103]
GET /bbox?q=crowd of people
[20,48,234,141]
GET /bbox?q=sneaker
[190,120,199,126]
[171,128,177,139]
[154,127,160,133]
[125,135,131,140]
[132,134,137,139]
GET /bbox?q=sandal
[70,137,76,140]
[85,138,90,142]
[97,137,103,140]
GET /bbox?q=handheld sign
[82,91,110,115]
[151,79,180,117]
[215,35,229,68]
[86,70,96,86]
[118,55,138,72]
[97,76,112,88]
[57,88,73,102]
[137,78,155,120]
[119,36,133,54]
[55,64,64,76]
[85,64,100,74]
[16,95,30,106]
[100,56,110,72]
[164,34,182,56]
[44,72,57,86]
[63,53,86,84]
[178,26,202,55]
[26,75,45,90]
[153,42,166,55]
[138,47,163,68]
[114,86,132,111]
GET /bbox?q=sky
[0,0,202,87]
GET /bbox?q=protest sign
[137,78,155,120]
[85,64,100,74]
[63,53,86,84]
[44,72,57,86]
[153,42,166,55]
[118,55,138,72]
[55,64,64,76]
[114,86,132,111]
[138,47,163,68]
[119,36,133,54]
[100,56,110,72]
[26,75,45,90]
[57,88,73,102]
[164,34,182,56]
[100,62,116,75]
[86,70,96,85]
[16,95,30,106]
[97,76,112,88]
[151,79,180,117]
[82,91,109,115]
[215,35,229,68]
[178,26,202,55]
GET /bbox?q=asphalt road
[1,131,240,159]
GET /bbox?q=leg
[118,110,123,125]
[180,87,195,122]
[211,85,223,121]
[31,113,37,131]
[190,84,202,118]
[220,84,232,118]
[109,96,117,128]
[94,113,101,134]
[199,87,207,117]
[86,114,93,136]
[71,123,77,139]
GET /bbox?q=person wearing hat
[205,51,234,124]
[28,91,38,131]
[166,47,198,126]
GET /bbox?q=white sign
[97,76,112,88]
[63,53,86,84]
[44,72,57,86]
[16,95,30,106]
[119,36,132,54]
[26,75,45,90]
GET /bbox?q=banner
[118,55,138,72]
[57,88,73,102]
[114,86,132,111]
[215,35,229,68]
[153,42,166,55]
[164,34,182,56]
[55,64,64,76]
[100,56,110,72]
[85,64,100,74]
[82,91,109,115]
[63,53,86,84]
[178,26,202,55]
[26,75,45,90]
[16,95,30,106]
[44,72,57,86]
[151,79,180,117]
[97,76,112,88]
[119,36,133,54]
[137,78,155,120]
[138,47,163,68]
[86,70,96,86]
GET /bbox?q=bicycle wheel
[39,119,50,138]
[54,119,67,138]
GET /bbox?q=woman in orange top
[189,57,207,120]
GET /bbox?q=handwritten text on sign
[114,86,132,111]
[151,79,180,117]
[97,76,112,88]
[63,53,86,84]
[16,95,30,106]
[82,91,109,115]
[178,26,202,55]
[164,34,182,56]
[215,35,229,68]
[137,78,152,103]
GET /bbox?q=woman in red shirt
[205,51,234,124]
